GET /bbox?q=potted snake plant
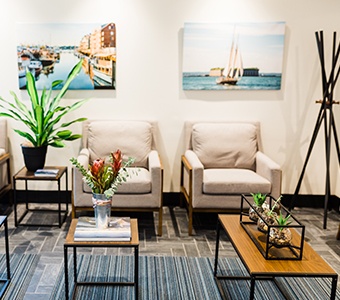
[0,59,88,171]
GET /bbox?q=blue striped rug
[50,255,340,300]
[0,254,39,300]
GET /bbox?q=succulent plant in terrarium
[269,211,292,247]
[249,193,267,222]
[257,195,282,233]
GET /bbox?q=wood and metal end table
[13,166,68,227]
[64,218,139,300]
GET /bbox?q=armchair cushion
[87,121,152,168]
[191,123,257,170]
[203,169,271,194]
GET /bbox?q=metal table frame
[0,216,10,297]
[13,166,68,227]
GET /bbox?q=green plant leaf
[50,60,83,111]
[49,140,65,148]
[51,80,63,88]
[60,117,87,128]
[64,134,82,141]
[56,130,72,139]
[25,70,39,109]
[14,129,36,146]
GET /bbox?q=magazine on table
[34,168,59,177]
[74,216,131,241]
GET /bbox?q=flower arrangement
[70,149,135,198]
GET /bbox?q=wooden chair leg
[71,201,76,219]
[158,207,163,236]
[337,224,340,240]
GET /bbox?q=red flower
[90,158,105,178]
[111,149,122,178]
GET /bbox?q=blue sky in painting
[183,22,285,74]
[16,23,102,46]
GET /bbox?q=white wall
[1,0,340,196]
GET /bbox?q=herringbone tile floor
[0,204,339,299]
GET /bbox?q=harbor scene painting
[17,22,116,90]
[182,22,285,90]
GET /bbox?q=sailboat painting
[216,30,244,86]
[182,22,286,90]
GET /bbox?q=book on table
[74,216,131,241]
[34,168,59,177]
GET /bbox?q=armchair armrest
[148,150,163,198]
[77,148,90,168]
[256,151,282,199]
[183,150,204,198]
[72,148,90,210]
[148,150,161,169]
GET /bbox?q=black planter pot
[21,145,48,172]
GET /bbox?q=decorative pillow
[87,121,152,168]
[191,123,257,170]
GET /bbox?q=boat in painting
[91,53,115,88]
[216,33,243,85]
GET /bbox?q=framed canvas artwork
[17,22,116,90]
[182,22,286,90]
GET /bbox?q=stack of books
[74,216,131,241]
[34,168,59,177]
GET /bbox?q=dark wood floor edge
[1,191,339,212]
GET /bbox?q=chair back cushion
[86,121,152,168]
[191,123,257,170]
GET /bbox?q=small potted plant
[249,192,267,222]
[0,59,88,171]
[257,195,282,233]
[269,212,292,247]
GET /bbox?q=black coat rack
[289,31,340,229]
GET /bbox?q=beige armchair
[180,121,282,235]
[72,120,163,236]
[0,119,11,200]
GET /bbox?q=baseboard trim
[1,191,339,212]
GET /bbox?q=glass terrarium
[240,194,305,260]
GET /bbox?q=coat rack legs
[289,31,340,229]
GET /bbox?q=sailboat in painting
[216,33,243,85]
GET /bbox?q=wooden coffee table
[64,218,139,300]
[214,214,338,300]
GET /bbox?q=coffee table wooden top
[219,214,337,276]
[65,218,139,246]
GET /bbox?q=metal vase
[92,193,112,229]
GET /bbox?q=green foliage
[0,59,88,147]
[251,192,267,207]
[276,211,292,230]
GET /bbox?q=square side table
[64,218,139,300]
[13,166,68,227]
